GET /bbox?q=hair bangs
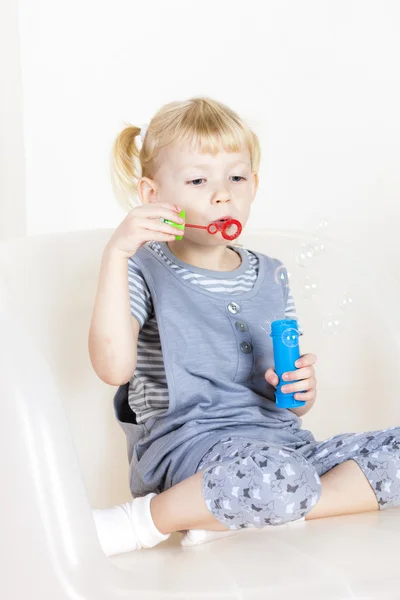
[178,123,249,157]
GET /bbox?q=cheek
[239,205,252,222]
[159,184,188,206]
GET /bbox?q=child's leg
[151,470,230,534]
[154,425,400,536]
[94,429,400,555]
[155,427,400,533]
[92,437,316,556]
[303,425,400,517]
[151,437,321,535]
[305,458,379,520]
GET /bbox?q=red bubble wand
[163,210,242,241]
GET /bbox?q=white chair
[0,228,399,600]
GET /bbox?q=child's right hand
[106,203,185,259]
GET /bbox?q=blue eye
[188,176,246,186]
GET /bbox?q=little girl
[89,96,400,556]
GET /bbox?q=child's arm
[88,202,183,385]
[88,243,139,385]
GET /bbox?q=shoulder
[241,245,285,269]
[127,248,152,295]
[130,241,171,266]
[128,241,177,292]
[128,242,160,272]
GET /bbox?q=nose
[211,188,231,205]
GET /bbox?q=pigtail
[111,123,143,211]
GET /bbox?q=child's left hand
[265,353,318,405]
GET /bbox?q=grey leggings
[196,427,400,529]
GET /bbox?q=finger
[294,390,315,402]
[135,218,184,237]
[157,202,183,212]
[265,369,278,385]
[282,378,316,394]
[296,353,317,368]
[139,205,185,224]
[150,231,181,242]
[282,366,313,381]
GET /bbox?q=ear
[137,177,159,205]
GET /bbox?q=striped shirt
[127,241,302,424]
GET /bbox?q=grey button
[227,302,240,315]
[240,341,253,354]
[235,321,248,332]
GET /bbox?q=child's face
[151,142,259,245]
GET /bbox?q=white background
[1,0,399,275]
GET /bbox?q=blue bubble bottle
[270,319,306,409]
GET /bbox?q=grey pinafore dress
[113,244,315,496]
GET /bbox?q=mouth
[214,216,233,223]
[206,216,242,240]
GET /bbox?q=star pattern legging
[196,427,400,529]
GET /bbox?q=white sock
[92,492,170,556]
[181,528,243,546]
[282,516,306,526]
[180,516,306,547]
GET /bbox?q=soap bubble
[302,276,319,300]
[260,314,280,335]
[295,244,315,268]
[310,219,330,257]
[310,237,326,257]
[322,312,344,334]
[274,265,291,287]
[282,328,300,347]
[339,292,354,311]
[315,218,330,234]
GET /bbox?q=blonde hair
[111,96,261,211]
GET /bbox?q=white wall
[0,0,26,240]
[2,1,400,275]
